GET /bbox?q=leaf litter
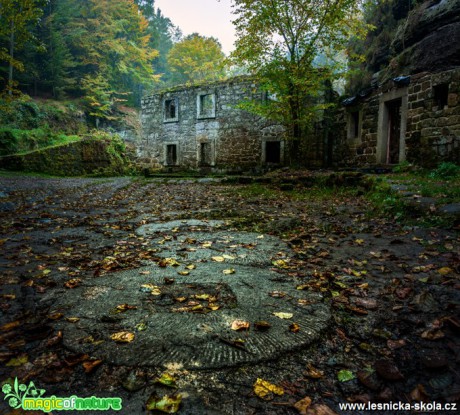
[0,172,459,414]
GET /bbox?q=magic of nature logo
[2,377,122,412]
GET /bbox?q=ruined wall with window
[140,77,285,171]
[335,68,460,167]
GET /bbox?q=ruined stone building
[140,77,284,171]
[140,0,459,170]
[335,0,460,167]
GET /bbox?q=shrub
[429,162,460,179]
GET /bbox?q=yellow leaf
[156,372,177,388]
[115,304,137,313]
[194,294,210,300]
[177,270,190,276]
[212,256,225,262]
[273,312,293,319]
[66,317,80,323]
[185,264,196,270]
[355,239,364,245]
[272,259,289,268]
[6,354,28,367]
[47,312,64,320]
[253,378,284,400]
[438,267,453,275]
[222,254,235,260]
[110,331,135,343]
[146,394,182,413]
[165,258,180,267]
[223,268,235,275]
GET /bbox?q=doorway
[386,98,402,164]
[265,141,281,163]
[199,142,212,166]
[377,88,408,165]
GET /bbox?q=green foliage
[0,97,87,133]
[429,162,460,180]
[0,0,46,93]
[230,0,369,148]
[0,126,79,155]
[365,179,407,220]
[85,130,136,176]
[167,33,226,85]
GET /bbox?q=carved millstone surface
[47,228,330,370]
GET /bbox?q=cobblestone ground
[0,175,459,414]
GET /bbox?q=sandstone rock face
[387,0,460,77]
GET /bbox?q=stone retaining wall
[0,139,118,176]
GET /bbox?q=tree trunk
[8,20,15,95]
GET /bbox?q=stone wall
[140,77,285,171]
[335,68,460,167]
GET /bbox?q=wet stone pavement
[0,175,459,414]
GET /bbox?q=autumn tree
[134,0,182,85]
[167,33,226,84]
[0,0,45,95]
[231,0,368,151]
[59,0,158,120]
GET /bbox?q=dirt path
[0,175,458,414]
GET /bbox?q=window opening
[164,99,177,121]
[434,83,449,109]
[198,94,215,118]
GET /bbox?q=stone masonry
[140,76,285,171]
[335,68,460,167]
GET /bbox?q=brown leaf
[293,396,312,414]
[375,359,404,381]
[289,323,300,333]
[387,339,406,350]
[305,404,338,415]
[47,312,64,320]
[46,331,63,347]
[254,321,271,330]
[1,320,20,332]
[354,298,378,310]
[304,363,324,379]
[421,328,445,340]
[64,278,82,289]
[83,359,103,373]
[410,384,428,401]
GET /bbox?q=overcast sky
[154,0,236,55]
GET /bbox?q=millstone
[50,231,331,369]
[136,219,226,234]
